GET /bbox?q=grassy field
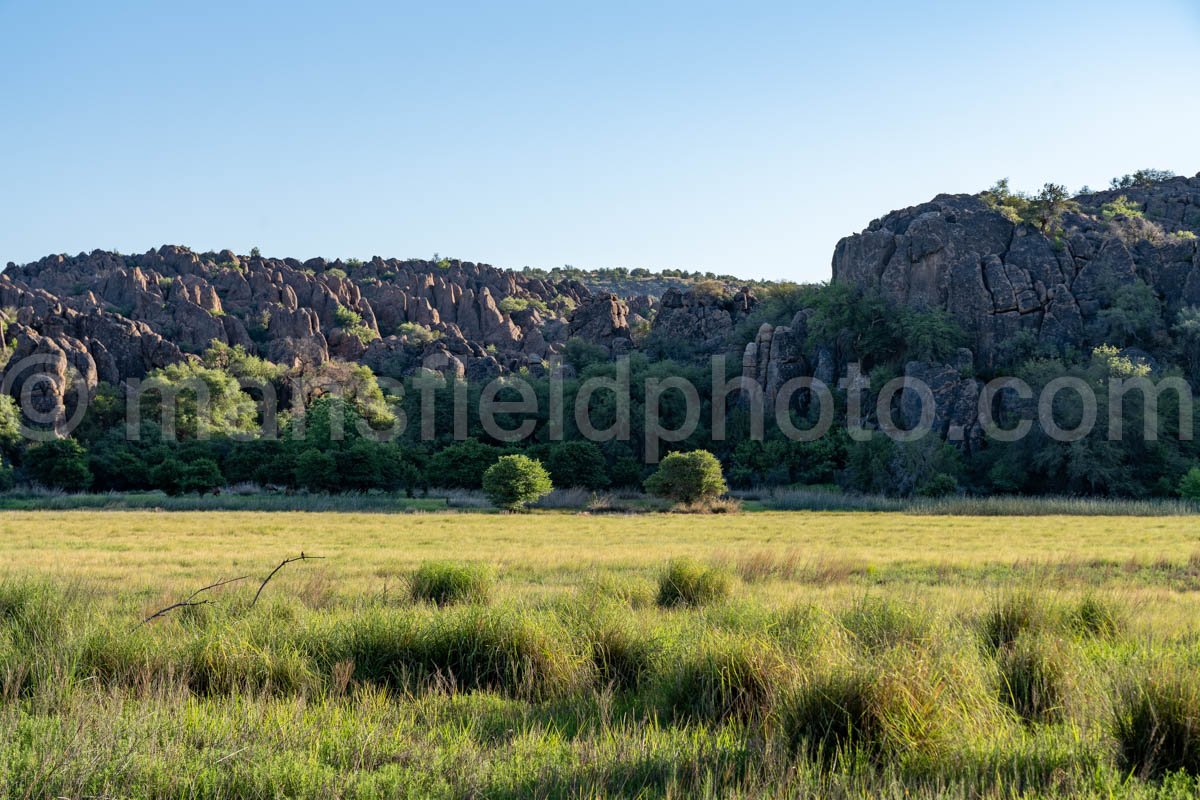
[3,510,1200,798]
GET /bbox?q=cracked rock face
[832,175,1200,368]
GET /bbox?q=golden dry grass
[1,509,1199,633]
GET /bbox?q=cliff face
[0,246,760,429]
[831,174,1200,368]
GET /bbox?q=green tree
[179,458,224,495]
[140,361,258,439]
[0,453,13,491]
[1180,469,1200,502]
[482,454,553,511]
[643,450,727,504]
[545,441,610,489]
[294,448,337,492]
[23,438,93,491]
[426,438,502,489]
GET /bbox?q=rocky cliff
[0,246,762,428]
[831,174,1200,368]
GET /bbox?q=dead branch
[251,552,324,607]
[134,575,249,630]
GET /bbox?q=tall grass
[753,487,1200,516]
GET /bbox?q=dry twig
[134,575,249,630]
[251,552,324,607]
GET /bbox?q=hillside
[0,169,1197,500]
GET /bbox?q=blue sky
[2,1,1198,282]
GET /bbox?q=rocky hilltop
[735,171,1200,451]
[3,171,1197,436]
[832,174,1200,367]
[0,247,764,422]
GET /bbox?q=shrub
[22,438,93,491]
[426,439,501,489]
[410,562,494,606]
[294,449,336,492]
[179,458,224,495]
[1115,662,1200,778]
[644,450,727,505]
[1101,195,1145,220]
[662,634,789,722]
[1180,468,1200,502]
[395,322,441,346]
[482,454,553,511]
[915,473,958,498]
[656,558,731,607]
[545,441,610,490]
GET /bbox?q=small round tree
[644,450,727,504]
[483,454,553,511]
[1180,468,1200,502]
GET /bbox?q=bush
[178,458,224,495]
[545,441,610,490]
[662,634,789,722]
[22,438,93,491]
[482,454,553,511]
[1180,468,1200,501]
[426,439,501,489]
[294,449,336,492]
[656,558,731,607]
[410,562,494,606]
[1115,662,1200,778]
[644,450,727,505]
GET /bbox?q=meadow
[3,510,1200,798]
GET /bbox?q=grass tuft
[980,592,1058,651]
[586,614,661,690]
[1114,661,1200,778]
[409,561,494,606]
[661,633,790,723]
[656,558,731,607]
[840,597,931,653]
[1068,594,1127,639]
[996,633,1073,724]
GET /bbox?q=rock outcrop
[650,286,757,354]
[831,174,1200,368]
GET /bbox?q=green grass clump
[656,558,731,607]
[661,633,789,722]
[840,597,931,653]
[410,561,494,606]
[980,592,1058,651]
[587,615,662,690]
[785,644,997,764]
[1068,594,1127,638]
[322,607,582,699]
[997,633,1073,724]
[1115,662,1200,778]
[0,578,69,644]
